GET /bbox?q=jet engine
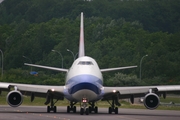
[143,93,160,110]
[6,90,23,107]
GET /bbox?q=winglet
[78,12,85,58]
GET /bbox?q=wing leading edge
[24,63,68,72]
[100,66,137,72]
[103,85,180,97]
[0,82,65,99]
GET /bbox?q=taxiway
[0,106,180,120]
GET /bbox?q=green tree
[105,73,141,86]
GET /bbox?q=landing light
[14,86,18,91]
[113,90,116,93]
[51,89,55,92]
[82,98,88,103]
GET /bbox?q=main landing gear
[46,95,58,113]
[67,101,77,113]
[89,102,98,114]
[107,96,120,114]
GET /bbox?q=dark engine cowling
[143,93,160,110]
[6,90,23,107]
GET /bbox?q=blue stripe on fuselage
[66,74,103,95]
[69,82,100,94]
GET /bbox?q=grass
[1,91,180,110]
[160,95,180,103]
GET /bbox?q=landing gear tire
[85,108,89,115]
[108,107,112,114]
[115,107,118,114]
[73,106,76,113]
[54,106,57,113]
[108,107,118,114]
[67,106,70,113]
[95,106,98,113]
[89,106,92,113]
[80,108,84,115]
[47,106,50,113]
[47,106,57,113]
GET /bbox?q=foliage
[105,73,142,86]
[0,68,65,85]
[1,0,180,33]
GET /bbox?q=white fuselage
[63,56,104,102]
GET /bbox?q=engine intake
[6,90,23,107]
[143,93,159,110]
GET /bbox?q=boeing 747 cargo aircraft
[1,12,180,115]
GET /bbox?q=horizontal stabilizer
[24,63,68,72]
[100,66,137,72]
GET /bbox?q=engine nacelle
[6,90,23,107]
[143,93,160,110]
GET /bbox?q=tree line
[1,0,180,33]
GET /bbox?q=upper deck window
[78,61,93,65]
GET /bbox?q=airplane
[1,12,180,115]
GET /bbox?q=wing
[100,66,137,72]
[0,82,65,102]
[0,64,67,105]
[103,85,180,100]
[24,63,68,72]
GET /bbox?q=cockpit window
[78,61,93,65]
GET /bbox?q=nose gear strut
[80,98,89,115]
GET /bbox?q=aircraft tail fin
[78,12,85,58]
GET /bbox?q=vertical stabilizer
[78,12,85,58]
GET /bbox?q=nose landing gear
[80,98,89,115]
